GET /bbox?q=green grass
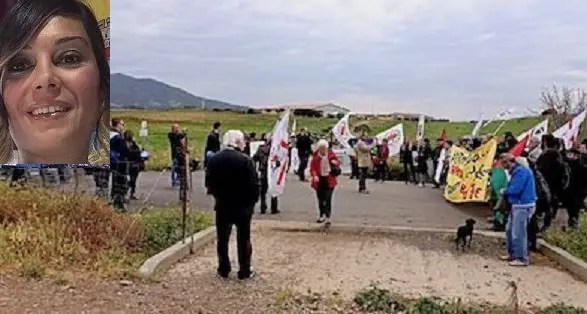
[113,109,548,171]
[544,218,587,263]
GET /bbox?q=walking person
[296,128,313,181]
[206,130,259,280]
[110,118,130,212]
[374,138,389,182]
[253,139,280,214]
[310,139,341,225]
[355,133,373,193]
[124,130,142,200]
[499,153,537,267]
[527,157,551,251]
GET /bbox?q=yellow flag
[443,139,497,203]
[86,0,110,61]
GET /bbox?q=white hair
[222,130,245,148]
[316,139,329,149]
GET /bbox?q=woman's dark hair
[0,0,109,163]
[124,130,134,141]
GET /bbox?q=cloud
[112,0,587,120]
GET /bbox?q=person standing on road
[124,130,142,200]
[206,130,259,280]
[499,153,536,267]
[400,140,415,184]
[355,132,373,193]
[374,138,389,182]
[110,118,130,212]
[296,128,313,181]
[204,122,222,193]
[253,139,280,214]
[168,124,186,188]
[310,139,341,225]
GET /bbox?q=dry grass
[0,182,212,279]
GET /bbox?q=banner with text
[444,139,497,203]
[87,0,110,61]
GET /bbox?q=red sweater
[309,150,340,189]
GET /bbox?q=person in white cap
[309,139,342,225]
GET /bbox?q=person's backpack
[533,167,552,203]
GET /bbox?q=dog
[455,218,476,251]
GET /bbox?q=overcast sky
[111,0,587,120]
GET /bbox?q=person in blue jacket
[499,153,537,267]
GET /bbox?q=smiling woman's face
[1,16,100,162]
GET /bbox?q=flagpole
[492,119,507,135]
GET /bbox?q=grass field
[113,109,547,171]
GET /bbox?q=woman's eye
[59,53,81,65]
[6,60,30,73]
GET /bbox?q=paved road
[131,171,489,229]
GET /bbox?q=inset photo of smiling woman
[0,0,109,166]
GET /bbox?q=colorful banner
[87,0,110,61]
[444,139,497,203]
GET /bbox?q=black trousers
[375,162,388,182]
[129,167,140,196]
[93,168,110,197]
[402,163,415,184]
[350,158,359,179]
[298,155,309,181]
[111,170,128,210]
[358,167,368,191]
[316,177,334,218]
[215,211,253,277]
[259,177,278,213]
[564,197,584,228]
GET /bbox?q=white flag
[516,119,548,142]
[552,110,587,149]
[483,108,515,127]
[268,110,291,197]
[416,115,425,141]
[332,113,354,149]
[375,124,404,157]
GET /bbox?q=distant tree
[539,84,587,129]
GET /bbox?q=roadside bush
[542,303,586,314]
[0,183,213,278]
[543,218,587,262]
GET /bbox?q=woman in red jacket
[310,139,341,225]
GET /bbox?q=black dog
[455,218,476,251]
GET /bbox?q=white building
[259,102,351,117]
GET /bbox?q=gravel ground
[1,229,586,313]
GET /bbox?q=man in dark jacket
[562,149,587,228]
[204,122,222,193]
[296,128,313,181]
[253,140,280,214]
[110,118,130,211]
[536,134,566,230]
[206,130,259,280]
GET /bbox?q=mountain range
[110,73,250,112]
